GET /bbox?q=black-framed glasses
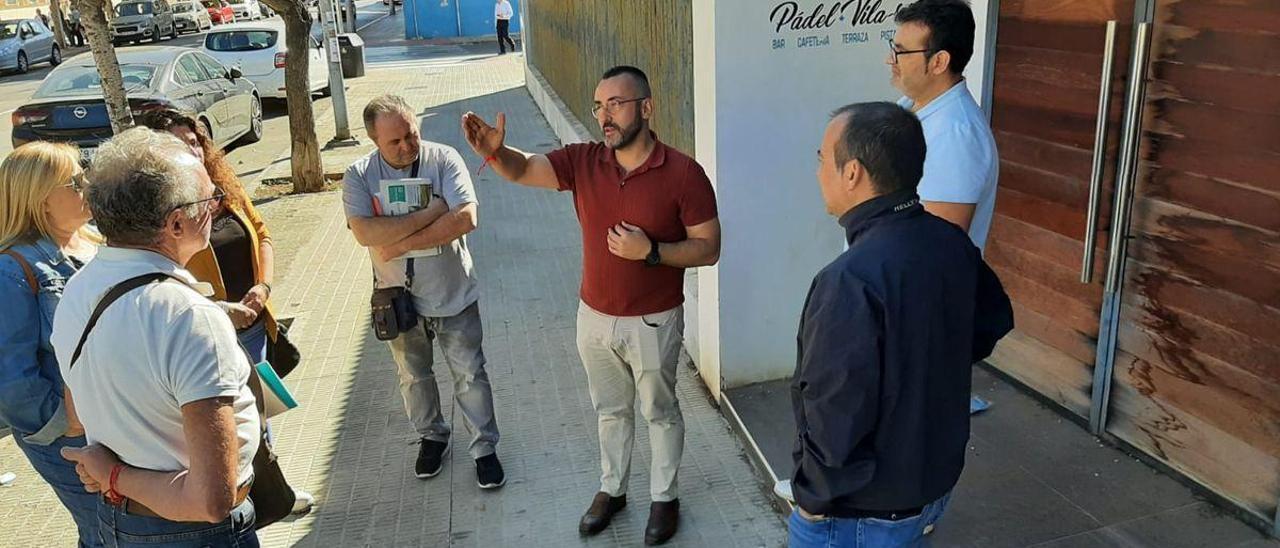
[173,189,225,213]
[591,96,648,116]
[65,172,87,194]
[886,40,932,64]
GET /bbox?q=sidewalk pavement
[252,49,786,548]
[0,21,788,548]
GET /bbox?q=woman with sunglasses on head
[0,142,103,547]
[135,110,315,518]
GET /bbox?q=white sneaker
[291,489,315,515]
[774,479,795,503]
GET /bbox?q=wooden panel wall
[1106,0,1280,522]
[525,0,695,155]
[984,0,1135,417]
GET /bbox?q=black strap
[68,272,185,370]
[371,157,422,288]
[405,157,420,287]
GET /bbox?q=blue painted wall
[459,0,520,37]
[403,0,520,40]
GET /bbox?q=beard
[603,118,644,150]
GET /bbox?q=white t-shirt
[495,0,513,20]
[52,247,259,485]
[899,81,1000,251]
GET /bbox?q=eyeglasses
[173,189,225,214]
[64,172,87,194]
[591,96,648,116]
[886,40,932,64]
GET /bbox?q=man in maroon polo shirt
[462,65,720,546]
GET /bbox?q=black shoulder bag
[370,157,421,341]
[69,272,299,529]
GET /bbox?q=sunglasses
[64,172,87,194]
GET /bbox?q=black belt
[831,506,924,521]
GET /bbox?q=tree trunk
[259,0,325,193]
[49,0,67,48]
[74,0,133,133]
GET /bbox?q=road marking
[357,10,390,32]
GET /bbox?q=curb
[523,62,593,146]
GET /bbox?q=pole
[316,0,350,140]
[453,0,461,37]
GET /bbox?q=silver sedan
[0,18,61,74]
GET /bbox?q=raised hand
[461,111,506,159]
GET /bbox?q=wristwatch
[644,240,661,266]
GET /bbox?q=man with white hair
[52,127,261,546]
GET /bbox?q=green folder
[255,361,298,418]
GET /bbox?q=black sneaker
[475,453,506,490]
[415,438,449,479]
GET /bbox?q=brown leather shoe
[644,499,679,545]
[578,492,627,536]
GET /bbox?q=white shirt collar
[94,246,211,295]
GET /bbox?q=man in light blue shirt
[889,0,998,251]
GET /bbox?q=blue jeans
[238,321,274,441]
[97,497,258,547]
[13,434,102,547]
[788,492,952,548]
[237,320,268,365]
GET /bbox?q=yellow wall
[525,0,694,155]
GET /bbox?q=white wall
[693,0,993,390]
[965,0,994,112]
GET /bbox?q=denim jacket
[0,237,80,445]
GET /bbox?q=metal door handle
[1103,22,1153,291]
[1081,20,1119,283]
[1088,21,1154,435]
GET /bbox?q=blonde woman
[0,142,101,547]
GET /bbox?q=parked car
[226,0,261,21]
[111,0,177,45]
[202,20,327,101]
[172,0,213,34]
[202,0,236,25]
[0,19,60,74]
[10,47,263,158]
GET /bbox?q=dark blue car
[11,46,263,159]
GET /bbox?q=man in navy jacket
[789,102,1013,547]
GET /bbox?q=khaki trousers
[576,301,685,502]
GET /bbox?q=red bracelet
[476,155,497,176]
[104,463,125,505]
